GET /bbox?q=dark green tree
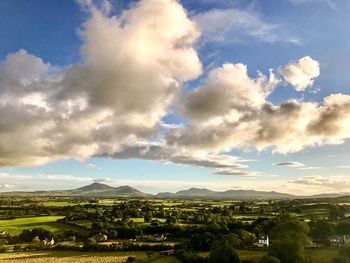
[268,219,309,263]
[209,237,240,263]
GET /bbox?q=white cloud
[181,63,279,121]
[279,56,320,91]
[292,175,350,192]
[192,8,280,44]
[0,0,202,166]
[289,0,336,9]
[168,60,350,154]
[108,142,258,177]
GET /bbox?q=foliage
[268,219,309,263]
[209,237,241,263]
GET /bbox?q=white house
[92,233,108,242]
[42,238,55,246]
[254,235,269,247]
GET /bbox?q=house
[160,249,175,256]
[153,234,167,242]
[329,235,343,247]
[31,236,40,244]
[136,234,167,242]
[42,238,55,246]
[254,235,269,247]
[92,233,108,242]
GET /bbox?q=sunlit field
[0,251,181,263]
[0,216,85,236]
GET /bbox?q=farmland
[0,193,350,262]
[0,216,86,236]
[0,251,181,263]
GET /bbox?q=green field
[0,251,181,263]
[40,201,83,207]
[200,248,340,263]
[0,216,87,235]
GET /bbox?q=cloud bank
[0,0,349,179]
[0,0,201,166]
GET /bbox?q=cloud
[279,56,320,91]
[274,161,305,167]
[181,63,279,120]
[292,175,350,192]
[0,0,202,166]
[0,0,349,176]
[289,0,336,9]
[108,142,258,177]
[168,60,350,154]
[0,184,14,190]
[82,162,102,170]
[192,8,280,45]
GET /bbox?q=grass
[40,202,78,207]
[200,248,339,263]
[0,216,87,235]
[308,248,340,263]
[0,251,181,263]
[73,220,93,228]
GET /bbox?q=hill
[156,187,295,199]
[0,183,147,197]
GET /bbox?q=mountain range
[0,183,146,197]
[1,182,349,199]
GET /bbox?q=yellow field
[0,251,181,263]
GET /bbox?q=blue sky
[0,0,349,195]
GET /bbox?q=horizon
[0,181,347,197]
[1,0,350,196]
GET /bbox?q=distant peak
[76,182,115,191]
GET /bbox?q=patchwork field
[0,216,86,235]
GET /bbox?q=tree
[83,238,97,249]
[190,232,215,251]
[109,230,118,239]
[309,220,334,242]
[337,222,350,234]
[209,237,240,263]
[268,219,309,263]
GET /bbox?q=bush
[209,238,240,263]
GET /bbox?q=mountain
[76,182,115,192]
[156,187,295,199]
[175,187,216,197]
[0,183,147,197]
[1,183,347,200]
[68,183,147,197]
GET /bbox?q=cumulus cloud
[182,63,279,120]
[0,0,202,166]
[279,56,320,91]
[274,161,305,167]
[168,59,350,154]
[0,0,350,180]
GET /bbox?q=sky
[0,0,350,195]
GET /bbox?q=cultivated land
[1,183,350,262]
[0,216,85,236]
[0,251,181,263]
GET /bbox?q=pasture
[0,216,86,235]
